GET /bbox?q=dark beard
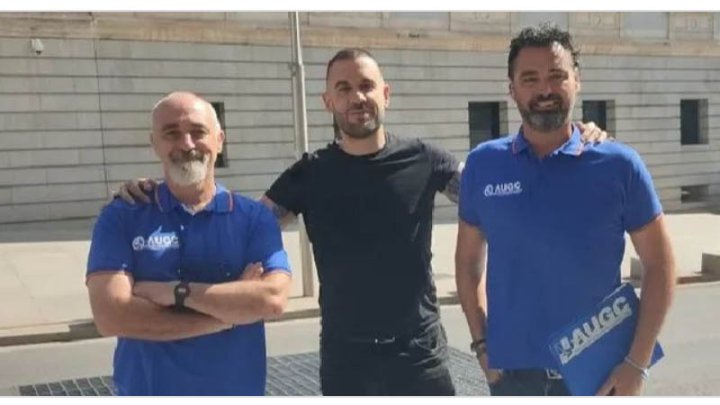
[334,112,381,139]
[519,107,569,132]
[519,95,571,132]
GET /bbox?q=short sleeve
[245,203,291,275]
[458,152,483,228]
[425,141,461,192]
[265,153,311,216]
[622,149,663,232]
[87,202,133,275]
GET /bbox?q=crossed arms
[87,265,291,342]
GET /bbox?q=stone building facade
[0,12,718,225]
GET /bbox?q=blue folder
[548,283,664,395]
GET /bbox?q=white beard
[166,155,210,186]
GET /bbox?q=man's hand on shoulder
[111,178,157,205]
[576,121,614,144]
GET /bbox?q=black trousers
[319,322,456,396]
[489,369,570,396]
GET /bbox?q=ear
[149,131,158,148]
[383,83,390,108]
[217,130,225,153]
[321,91,332,112]
[150,132,161,158]
[508,82,516,99]
[574,69,581,93]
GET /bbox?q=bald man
[86,92,292,395]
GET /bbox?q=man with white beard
[85,92,292,395]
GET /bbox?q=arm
[597,215,676,395]
[186,271,291,324]
[440,161,464,204]
[260,194,297,229]
[455,219,501,384]
[135,202,292,325]
[87,272,230,341]
[133,269,291,326]
[629,214,675,369]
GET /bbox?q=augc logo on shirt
[484,181,522,197]
[132,226,180,252]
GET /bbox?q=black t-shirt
[266,133,459,337]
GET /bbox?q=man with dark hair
[263,47,459,395]
[456,24,675,396]
[117,47,606,396]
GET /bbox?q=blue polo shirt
[459,127,662,369]
[87,182,290,395]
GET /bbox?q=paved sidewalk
[0,212,718,346]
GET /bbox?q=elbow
[93,317,120,337]
[263,294,288,318]
[89,297,132,338]
[260,285,289,318]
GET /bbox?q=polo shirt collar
[154,182,234,213]
[511,124,584,157]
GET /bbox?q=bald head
[150,91,225,188]
[151,91,221,133]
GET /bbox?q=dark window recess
[681,185,709,203]
[468,102,501,149]
[680,99,703,145]
[582,100,608,131]
[211,101,228,168]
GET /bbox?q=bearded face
[166,149,211,186]
[517,92,572,132]
[510,43,580,135]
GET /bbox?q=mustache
[530,94,563,106]
[171,150,206,163]
[348,102,371,111]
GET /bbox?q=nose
[349,90,367,104]
[537,78,554,97]
[178,133,196,150]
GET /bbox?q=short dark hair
[325,47,377,80]
[507,23,580,79]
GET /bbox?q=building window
[210,101,228,167]
[680,99,708,145]
[681,185,709,204]
[582,100,609,131]
[468,102,505,149]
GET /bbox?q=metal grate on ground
[18,347,488,396]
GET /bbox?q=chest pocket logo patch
[484,181,522,197]
[132,226,180,251]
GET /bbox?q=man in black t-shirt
[117,48,606,396]
[262,48,460,395]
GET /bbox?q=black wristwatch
[173,281,191,309]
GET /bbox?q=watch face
[177,286,189,294]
